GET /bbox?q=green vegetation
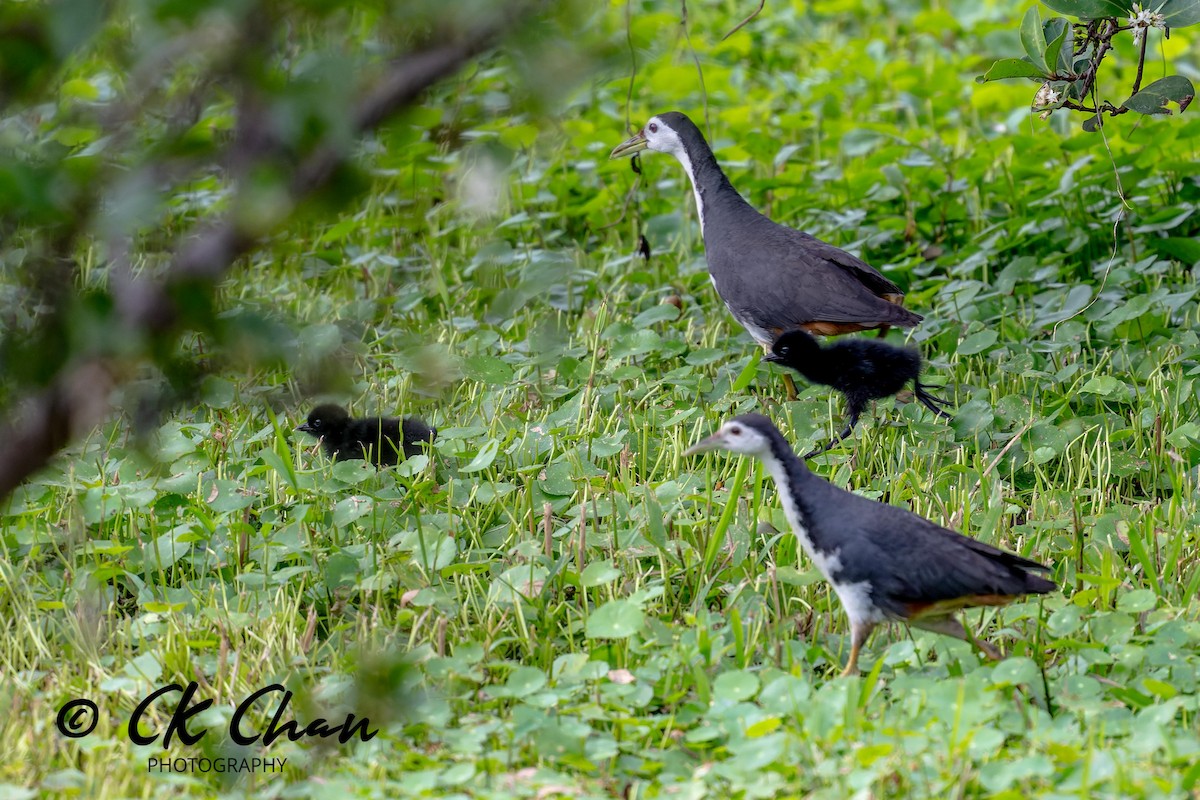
[2,0,1199,797]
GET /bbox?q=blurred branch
[720,0,765,42]
[0,3,540,502]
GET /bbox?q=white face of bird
[609,116,686,160]
[684,420,773,458]
[640,116,688,158]
[609,115,707,228]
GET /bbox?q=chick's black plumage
[766,329,952,456]
[297,404,436,467]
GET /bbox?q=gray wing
[816,489,1055,619]
[708,222,921,330]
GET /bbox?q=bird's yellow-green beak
[683,431,725,457]
[610,129,648,159]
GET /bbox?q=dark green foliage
[0,0,1199,797]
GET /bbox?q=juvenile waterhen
[298,404,436,467]
[766,329,953,457]
[686,413,1056,676]
[610,112,920,396]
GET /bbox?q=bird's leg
[875,324,891,340]
[762,341,799,401]
[782,373,799,402]
[839,621,875,677]
[911,615,1003,661]
[804,408,859,459]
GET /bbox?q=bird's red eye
[729,425,742,435]
[648,122,658,133]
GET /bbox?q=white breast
[763,459,884,627]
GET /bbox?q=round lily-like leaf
[585,599,644,639]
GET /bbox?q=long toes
[917,392,954,418]
[917,388,951,405]
[924,402,954,419]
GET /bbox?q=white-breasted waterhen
[685,413,1055,676]
[610,112,921,397]
[765,329,953,457]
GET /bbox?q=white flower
[1129,2,1167,46]
[1034,82,1062,108]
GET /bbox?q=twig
[0,7,538,502]
[720,0,766,41]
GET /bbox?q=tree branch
[0,6,537,502]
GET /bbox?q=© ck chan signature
[56,681,379,747]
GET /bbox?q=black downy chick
[297,404,436,467]
[765,329,952,457]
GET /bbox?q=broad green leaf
[332,459,375,484]
[1139,678,1177,699]
[736,350,762,391]
[143,524,200,571]
[975,58,1046,84]
[503,666,547,698]
[462,354,515,385]
[1020,7,1049,72]
[1040,0,1131,19]
[713,670,760,702]
[413,534,456,570]
[1116,588,1157,613]
[989,657,1040,687]
[580,560,621,587]
[1080,375,1128,398]
[259,446,297,490]
[957,330,998,355]
[1122,76,1195,115]
[324,552,359,590]
[460,439,500,473]
[951,400,994,437]
[333,494,373,526]
[1161,0,1200,27]
[489,565,549,604]
[1043,18,1070,75]
[631,304,681,328]
[538,462,574,497]
[585,599,644,639]
[1047,604,1084,636]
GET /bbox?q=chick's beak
[684,431,725,457]
[296,423,314,434]
[763,352,781,364]
[610,130,648,159]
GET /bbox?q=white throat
[760,456,821,566]
[759,454,884,627]
[657,129,705,231]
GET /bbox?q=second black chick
[765,329,952,457]
[297,404,437,467]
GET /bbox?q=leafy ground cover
[2,0,1200,797]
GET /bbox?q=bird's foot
[782,373,799,402]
